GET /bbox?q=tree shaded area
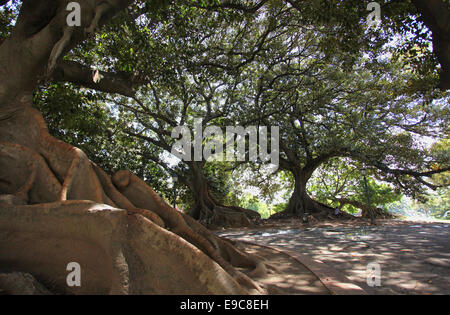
[0,0,267,294]
[0,0,448,294]
[308,158,402,218]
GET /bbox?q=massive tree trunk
[283,172,334,216]
[0,0,267,294]
[272,169,350,220]
[187,162,260,229]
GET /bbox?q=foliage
[239,193,271,219]
[388,190,450,220]
[0,1,18,41]
[33,84,172,198]
[308,158,403,214]
[18,0,449,215]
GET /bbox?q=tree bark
[412,0,450,90]
[284,172,334,216]
[187,162,260,228]
[272,169,346,220]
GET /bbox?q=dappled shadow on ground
[241,244,329,295]
[218,220,450,295]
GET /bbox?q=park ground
[217,218,450,295]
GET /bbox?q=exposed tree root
[270,191,355,221]
[0,142,61,204]
[190,190,260,229]
[0,201,250,294]
[0,106,268,294]
[184,167,260,229]
[112,170,266,293]
[0,272,52,295]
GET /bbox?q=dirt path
[218,219,450,295]
[240,243,330,295]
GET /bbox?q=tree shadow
[218,223,450,294]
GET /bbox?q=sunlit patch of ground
[218,219,450,295]
[239,244,330,295]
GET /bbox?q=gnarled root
[0,142,61,204]
[0,201,247,294]
[0,107,268,294]
[112,171,267,293]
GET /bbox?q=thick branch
[370,162,449,179]
[304,149,347,175]
[53,60,137,97]
[193,0,269,13]
[125,130,172,152]
[351,152,449,190]
[412,0,450,89]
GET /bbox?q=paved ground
[218,220,450,295]
[241,243,330,295]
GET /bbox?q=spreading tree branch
[53,60,139,97]
[193,0,269,13]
